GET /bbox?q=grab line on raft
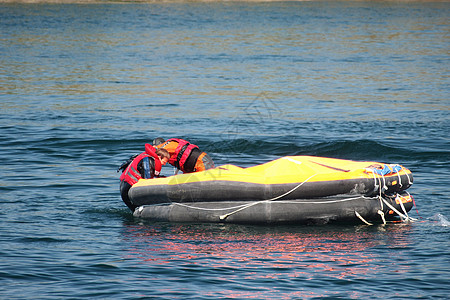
[396,192,410,220]
[370,165,416,223]
[171,195,377,213]
[218,174,318,220]
[355,211,373,225]
[380,196,417,222]
[173,202,253,212]
[403,167,413,185]
[371,167,416,224]
[266,196,374,205]
[378,210,387,225]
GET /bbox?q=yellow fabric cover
[133,156,411,187]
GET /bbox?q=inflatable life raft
[129,156,415,225]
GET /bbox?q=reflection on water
[122,222,412,286]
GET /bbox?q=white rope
[403,167,413,185]
[396,169,403,189]
[395,165,413,188]
[377,176,383,201]
[396,193,410,221]
[367,168,384,198]
[381,173,388,192]
[355,211,373,225]
[172,195,375,213]
[378,210,386,225]
[219,174,317,220]
[271,196,373,205]
[381,196,407,221]
[173,202,250,212]
[368,164,413,194]
[369,169,379,194]
[378,189,384,211]
[380,196,417,222]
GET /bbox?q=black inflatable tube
[133,194,413,225]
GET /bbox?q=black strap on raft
[117,154,139,173]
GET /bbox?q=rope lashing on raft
[395,166,413,190]
[353,192,418,226]
[360,163,416,224]
[171,195,377,212]
[403,167,413,185]
[378,210,387,225]
[379,195,417,222]
[218,174,317,220]
[355,211,373,225]
[396,192,410,220]
[367,164,407,194]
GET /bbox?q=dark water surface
[1,2,449,299]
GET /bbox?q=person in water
[118,144,170,211]
[152,137,215,173]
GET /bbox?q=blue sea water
[1,1,449,299]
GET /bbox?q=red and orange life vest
[156,138,201,173]
[120,144,161,185]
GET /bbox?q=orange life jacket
[120,144,161,185]
[163,138,201,173]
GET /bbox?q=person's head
[152,137,165,147]
[156,148,170,165]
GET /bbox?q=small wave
[207,138,409,159]
[145,104,179,107]
[433,214,450,227]
[19,237,72,243]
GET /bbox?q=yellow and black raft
[130,156,414,225]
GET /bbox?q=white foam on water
[435,213,450,227]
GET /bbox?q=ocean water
[1,1,449,299]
